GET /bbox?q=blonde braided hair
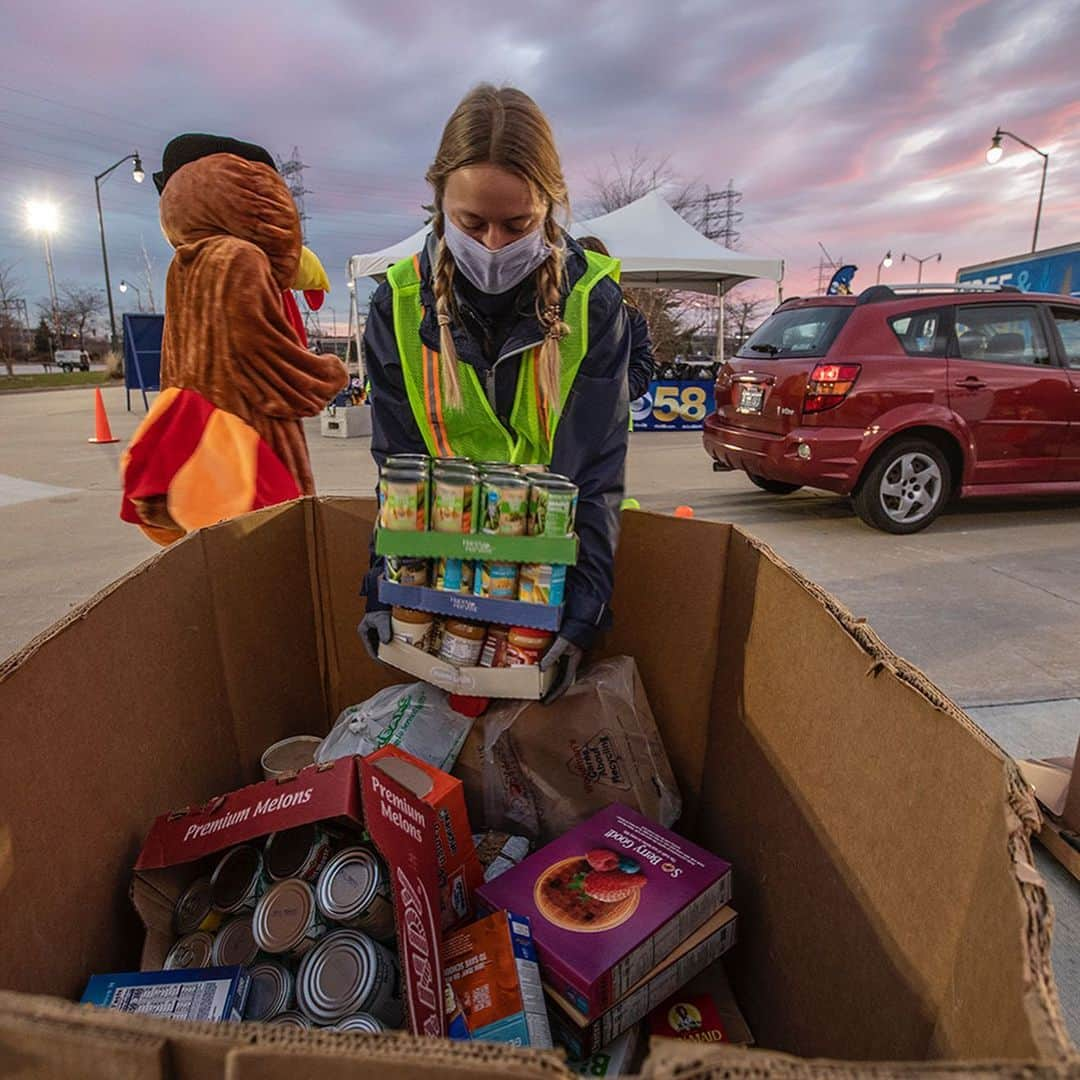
[425,84,571,413]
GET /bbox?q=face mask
[443,215,552,295]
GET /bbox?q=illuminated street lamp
[26,200,61,353]
[119,279,143,311]
[901,251,942,285]
[876,250,893,285]
[95,152,145,350]
[985,127,1049,253]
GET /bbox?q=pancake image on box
[533,853,645,933]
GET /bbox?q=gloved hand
[358,610,392,661]
[539,636,584,704]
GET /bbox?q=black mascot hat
[153,133,277,195]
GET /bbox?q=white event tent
[347,191,784,364]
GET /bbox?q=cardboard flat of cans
[0,496,1071,1077]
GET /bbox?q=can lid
[485,473,529,489]
[316,848,381,921]
[391,607,433,625]
[174,876,215,935]
[265,824,320,881]
[212,916,259,967]
[164,931,215,970]
[530,474,577,491]
[297,929,373,1023]
[269,1010,310,1029]
[245,961,294,1021]
[381,465,427,479]
[253,879,316,954]
[508,627,555,647]
[210,845,262,912]
[335,1013,386,1033]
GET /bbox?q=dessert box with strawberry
[476,804,733,1019]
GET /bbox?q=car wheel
[748,474,802,495]
[853,438,951,534]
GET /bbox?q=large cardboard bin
[0,498,1075,1078]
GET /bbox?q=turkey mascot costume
[120,134,346,545]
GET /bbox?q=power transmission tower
[695,180,743,247]
[277,146,322,339]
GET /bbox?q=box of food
[648,959,753,1047]
[443,911,551,1048]
[546,905,738,1059]
[81,966,250,1023]
[477,804,732,1018]
[378,638,555,701]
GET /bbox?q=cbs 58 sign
[631,380,715,431]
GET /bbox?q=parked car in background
[703,284,1080,532]
[54,350,91,373]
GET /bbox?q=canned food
[164,930,215,970]
[385,453,430,474]
[431,468,480,534]
[385,556,430,587]
[390,606,433,648]
[211,915,260,967]
[474,561,519,599]
[478,625,509,668]
[268,1010,311,1030]
[174,876,222,935]
[244,961,295,1021]
[438,619,487,667]
[517,562,567,606]
[480,474,530,535]
[295,928,404,1027]
[504,627,555,667]
[253,879,327,956]
[433,456,472,470]
[316,847,396,941]
[210,845,266,914]
[519,463,549,475]
[335,1013,387,1033]
[265,823,334,883]
[433,557,475,594]
[379,467,428,531]
[528,475,579,537]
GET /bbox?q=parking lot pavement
[1,387,1077,1039]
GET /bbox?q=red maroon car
[703,284,1080,532]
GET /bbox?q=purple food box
[476,804,732,1018]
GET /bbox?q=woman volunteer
[359,84,631,701]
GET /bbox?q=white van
[54,350,90,372]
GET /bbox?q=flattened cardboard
[378,639,555,700]
[0,497,1072,1076]
[376,528,578,566]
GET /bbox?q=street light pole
[26,201,61,356]
[94,152,145,352]
[985,127,1050,253]
[876,250,893,285]
[119,279,143,311]
[901,252,942,285]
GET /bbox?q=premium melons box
[476,804,732,1018]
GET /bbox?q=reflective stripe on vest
[387,249,619,463]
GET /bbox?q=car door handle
[954,377,986,390]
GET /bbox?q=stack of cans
[163,826,404,1031]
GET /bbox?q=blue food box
[81,965,250,1023]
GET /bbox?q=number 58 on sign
[631,380,716,431]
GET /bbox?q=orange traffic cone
[88,387,119,445]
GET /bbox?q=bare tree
[0,262,25,375]
[586,147,704,221]
[725,288,770,351]
[58,284,106,351]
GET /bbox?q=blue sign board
[123,313,164,412]
[957,246,1080,296]
[631,379,716,431]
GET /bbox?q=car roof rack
[856,283,1022,305]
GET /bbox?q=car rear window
[888,309,947,356]
[736,306,851,360]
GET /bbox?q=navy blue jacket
[362,232,630,649]
[626,303,655,401]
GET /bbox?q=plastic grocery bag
[466,656,681,842]
[316,682,474,773]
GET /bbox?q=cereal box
[477,804,732,1018]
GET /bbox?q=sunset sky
[1,0,1077,328]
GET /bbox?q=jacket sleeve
[626,304,656,402]
[549,277,631,650]
[361,280,429,611]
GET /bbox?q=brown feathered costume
[121,139,346,544]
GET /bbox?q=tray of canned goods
[377,455,580,566]
[377,578,563,633]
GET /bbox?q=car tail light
[804,362,861,413]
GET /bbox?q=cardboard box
[378,638,555,700]
[477,804,732,1018]
[545,904,738,1059]
[0,497,1071,1077]
[647,959,753,1047]
[443,911,551,1047]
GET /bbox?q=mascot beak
[294,245,329,310]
